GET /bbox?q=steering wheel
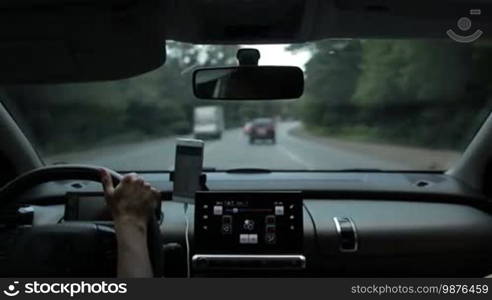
[0,164,163,277]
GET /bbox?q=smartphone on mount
[172,138,204,203]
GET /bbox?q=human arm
[100,169,160,278]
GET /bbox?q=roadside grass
[294,123,461,170]
[303,124,461,151]
[306,124,380,143]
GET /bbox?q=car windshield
[1,39,491,171]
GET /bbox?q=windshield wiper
[222,168,383,173]
[336,168,383,172]
[226,168,272,174]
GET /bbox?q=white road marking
[278,144,313,169]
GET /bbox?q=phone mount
[169,172,209,192]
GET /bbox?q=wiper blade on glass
[226,168,272,174]
[336,168,383,172]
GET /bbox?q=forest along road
[46,122,449,171]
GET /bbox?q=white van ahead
[193,105,224,140]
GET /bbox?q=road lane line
[278,144,313,169]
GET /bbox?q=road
[46,122,412,171]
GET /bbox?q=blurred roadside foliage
[289,39,492,150]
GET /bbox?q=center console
[193,191,305,270]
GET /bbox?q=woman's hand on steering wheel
[100,168,160,278]
[100,169,160,228]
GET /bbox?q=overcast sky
[243,44,312,69]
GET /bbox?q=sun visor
[0,0,166,84]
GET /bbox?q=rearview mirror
[193,66,304,100]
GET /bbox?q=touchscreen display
[194,191,303,254]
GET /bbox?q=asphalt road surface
[46,122,413,171]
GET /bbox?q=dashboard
[3,171,492,277]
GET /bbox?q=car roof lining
[0,0,491,83]
[164,0,492,43]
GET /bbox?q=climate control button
[243,219,255,231]
[265,232,277,244]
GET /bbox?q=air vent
[333,217,358,252]
[0,206,33,228]
[0,206,19,228]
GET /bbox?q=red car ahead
[249,118,276,144]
